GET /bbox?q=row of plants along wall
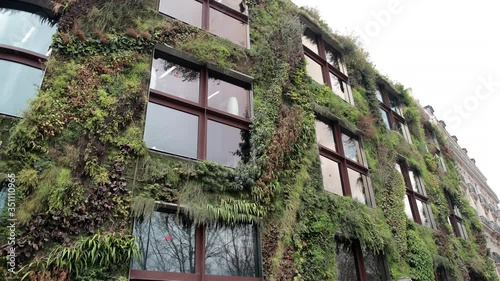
[0,0,497,280]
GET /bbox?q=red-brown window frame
[158,0,249,47]
[376,84,406,132]
[129,205,262,281]
[398,162,433,227]
[316,117,370,202]
[147,50,252,161]
[302,28,352,103]
[445,192,468,239]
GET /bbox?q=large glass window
[302,28,353,104]
[396,162,435,229]
[131,209,261,280]
[376,83,412,144]
[336,241,387,281]
[145,51,251,168]
[316,118,372,205]
[158,0,248,47]
[0,4,57,117]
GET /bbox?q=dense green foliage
[0,0,497,280]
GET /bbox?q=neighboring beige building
[424,105,500,277]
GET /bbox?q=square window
[305,55,324,84]
[302,29,319,55]
[209,8,248,47]
[330,72,347,100]
[133,211,196,273]
[144,103,199,159]
[342,133,362,164]
[208,75,250,118]
[325,43,342,71]
[205,224,259,277]
[207,120,245,168]
[347,168,367,204]
[416,200,434,229]
[320,156,343,196]
[315,120,336,151]
[375,89,384,103]
[379,108,390,130]
[159,0,203,28]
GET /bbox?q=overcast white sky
[291,0,500,198]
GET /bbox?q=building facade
[424,105,500,277]
[0,0,498,281]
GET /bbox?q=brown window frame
[302,28,353,104]
[376,84,412,143]
[446,192,469,239]
[316,116,375,206]
[158,0,249,47]
[336,239,390,281]
[147,49,252,163]
[397,162,435,228]
[130,204,262,281]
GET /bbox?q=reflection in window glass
[0,60,43,117]
[305,55,324,84]
[302,29,319,54]
[208,76,249,118]
[342,133,361,164]
[315,120,335,151]
[133,212,195,273]
[144,103,199,158]
[159,0,203,28]
[330,73,347,100]
[150,57,200,103]
[207,120,243,167]
[209,8,248,47]
[363,251,385,281]
[416,200,433,228]
[404,195,413,221]
[0,9,56,55]
[375,89,383,103]
[205,224,259,277]
[336,243,359,281]
[216,0,247,13]
[379,108,390,129]
[348,169,366,205]
[320,156,343,196]
[408,171,426,196]
[325,44,342,71]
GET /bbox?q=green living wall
[0,0,497,280]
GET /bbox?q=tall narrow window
[335,240,388,281]
[315,118,373,206]
[158,0,249,47]
[302,27,353,104]
[0,2,58,117]
[396,162,435,229]
[376,83,412,144]
[145,50,252,167]
[131,208,261,280]
[446,193,469,239]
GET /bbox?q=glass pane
[208,76,250,118]
[330,73,347,100]
[144,103,199,158]
[408,171,426,195]
[348,169,366,205]
[209,8,248,47]
[133,212,195,273]
[363,251,385,281]
[458,221,468,239]
[416,200,433,228]
[375,89,383,103]
[205,224,259,277]
[325,43,342,71]
[336,243,359,281]
[404,195,414,221]
[151,57,200,103]
[302,29,319,54]
[0,60,43,117]
[342,133,362,164]
[394,163,402,174]
[320,156,343,196]
[207,120,244,167]
[389,94,402,115]
[315,120,335,151]
[453,206,462,218]
[378,108,390,129]
[0,9,56,55]
[214,0,247,13]
[305,55,324,84]
[0,184,7,211]
[159,0,202,28]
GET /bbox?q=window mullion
[202,0,210,30]
[353,242,367,281]
[196,225,205,278]
[199,68,209,160]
